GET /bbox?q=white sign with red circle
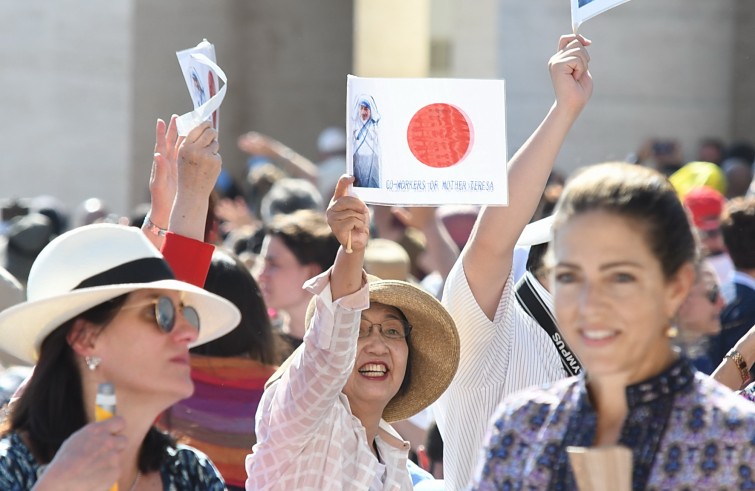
[346,75,508,206]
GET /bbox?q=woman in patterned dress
[472,162,755,490]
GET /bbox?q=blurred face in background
[256,235,317,312]
[677,263,724,339]
[698,225,726,257]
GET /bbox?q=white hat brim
[0,279,241,365]
[516,215,555,247]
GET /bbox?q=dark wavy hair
[190,248,277,364]
[721,196,755,270]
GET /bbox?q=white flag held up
[175,39,227,136]
[571,0,632,33]
[347,76,508,206]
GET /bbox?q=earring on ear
[85,356,102,371]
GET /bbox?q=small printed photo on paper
[352,95,382,189]
[175,39,227,136]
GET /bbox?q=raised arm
[169,122,221,240]
[238,131,319,184]
[142,118,220,286]
[248,176,370,469]
[142,118,219,242]
[142,115,182,251]
[328,175,371,299]
[462,34,592,320]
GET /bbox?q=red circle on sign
[407,103,472,168]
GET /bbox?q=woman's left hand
[142,116,183,249]
[149,115,183,221]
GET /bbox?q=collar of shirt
[733,271,755,292]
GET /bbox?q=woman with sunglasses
[0,123,241,490]
[471,163,755,490]
[674,259,725,374]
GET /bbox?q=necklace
[128,471,142,491]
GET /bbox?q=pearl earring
[85,356,101,371]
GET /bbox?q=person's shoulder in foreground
[162,444,226,490]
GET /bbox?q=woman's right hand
[33,417,127,491]
[326,175,370,253]
[549,34,593,117]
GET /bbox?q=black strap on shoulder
[515,273,582,376]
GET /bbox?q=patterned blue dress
[0,432,227,490]
[471,358,755,490]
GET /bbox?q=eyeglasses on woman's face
[703,283,720,304]
[358,318,411,340]
[122,295,200,334]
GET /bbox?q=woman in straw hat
[471,163,755,490]
[0,123,241,490]
[245,175,460,490]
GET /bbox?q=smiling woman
[471,163,755,490]
[245,175,460,490]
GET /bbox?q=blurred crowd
[1,32,755,491]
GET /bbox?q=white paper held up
[175,39,228,136]
[571,0,632,34]
[346,75,508,207]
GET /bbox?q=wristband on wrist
[142,215,168,237]
[725,349,750,384]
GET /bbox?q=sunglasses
[358,319,412,340]
[122,295,200,334]
[704,283,720,304]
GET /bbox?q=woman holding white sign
[245,175,460,489]
[435,34,595,489]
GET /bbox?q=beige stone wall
[130,0,354,211]
[3,0,753,221]
[2,0,353,218]
[354,0,430,77]
[0,1,132,220]
[448,0,741,174]
[731,0,755,142]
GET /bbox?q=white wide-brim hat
[516,215,555,247]
[0,223,241,365]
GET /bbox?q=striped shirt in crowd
[434,260,567,490]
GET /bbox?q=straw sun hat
[269,275,460,423]
[0,223,241,365]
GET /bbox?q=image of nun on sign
[352,94,382,189]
